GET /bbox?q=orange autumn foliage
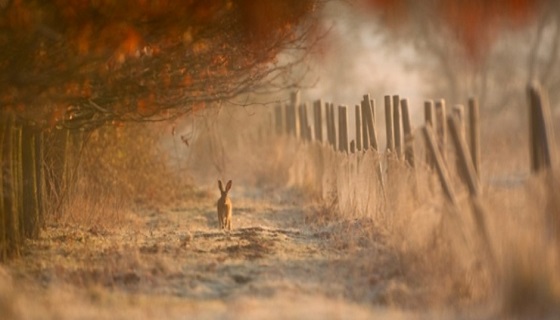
[0,0,319,128]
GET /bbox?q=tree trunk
[2,114,21,258]
[22,125,39,238]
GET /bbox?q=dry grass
[3,102,560,319]
[265,108,560,317]
[54,122,192,230]
[176,103,560,317]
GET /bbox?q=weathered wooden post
[299,103,313,141]
[424,100,435,167]
[448,116,479,196]
[435,99,447,163]
[355,105,362,152]
[468,98,481,177]
[285,103,295,136]
[422,125,457,205]
[453,104,466,182]
[361,102,369,149]
[401,99,415,168]
[285,91,300,137]
[528,83,556,173]
[452,105,465,137]
[313,100,323,143]
[338,105,349,153]
[361,95,378,151]
[393,95,402,159]
[385,95,394,153]
[274,104,283,135]
[326,103,337,150]
[298,104,305,140]
[448,115,495,266]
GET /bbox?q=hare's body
[217,180,232,231]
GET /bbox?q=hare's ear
[218,180,224,192]
[225,180,232,192]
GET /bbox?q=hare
[217,180,232,231]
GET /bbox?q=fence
[270,82,557,267]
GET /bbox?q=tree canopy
[0,0,319,128]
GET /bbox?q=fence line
[270,82,557,267]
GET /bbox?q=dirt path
[1,188,416,319]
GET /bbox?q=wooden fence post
[393,95,402,159]
[453,104,466,182]
[286,91,300,137]
[528,82,556,173]
[371,98,376,123]
[452,105,465,137]
[361,95,378,151]
[401,99,415,168]
[424,100,435,168]
[313,100,323,143]
[422,125,457,205]
[326,103,337,150]
[435,99,447,163]
[361,100,369,149]
[355,105,362,152]
[285,103,295,136]
[448,115,495,266]
[468,98,481,177]
[385,95,394,153]
[448,115,479,196]
[299,103,312,141]
[298,104,305,140]
[274,104,283,135]
[338,105,348,153]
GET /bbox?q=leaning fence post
[422,125,457,205]
[448,115,495,267]
[385,95,394,153]
[393,95,402,159]
[528,82,556,173]
[448,115,479,196]
[401,99,415,168]
[468,98,481,177]
[452,105,465,138]
[338,105,349,153]
[453,104,466,181]
[424,100,435,168]
[435,99,447,163]
[355,105,362,152]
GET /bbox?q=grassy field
[1,104,560,319]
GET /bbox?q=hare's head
[218,180,232,198]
